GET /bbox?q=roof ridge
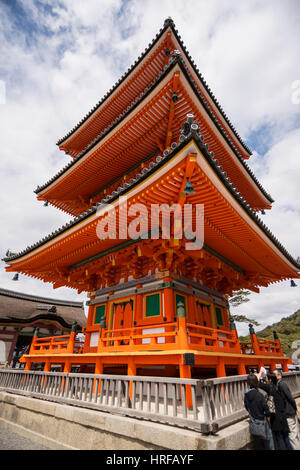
[0,287,84,307]
[56,19,170,146]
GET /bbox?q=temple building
[0,287,86,367]
[3,18,299,380]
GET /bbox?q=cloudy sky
[0,0,299,334]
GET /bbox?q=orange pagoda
[4,18,300,380]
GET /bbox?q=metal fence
[0,369,299,435]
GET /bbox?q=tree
[227,290,260,326]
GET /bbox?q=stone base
[0,391,254,450]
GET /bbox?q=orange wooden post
[84,297,95,353]
[229,317,242,353]
[273,330,284,356]
[163,278,174,322]
[95,359,103,376]
[43,360,50,372]
[67,321,77,353]
[176,275,194,410]
[177,317,189,350]
[232,330,242,353]
[249,324,260,356]
[94,359,103,395]
[216,358,226,378]
[29,327,39,354]
[40,359,50,389]
[128,357,136,399]
[135,284,143,324]
[282,361,289,373]
[187,291,196,324]
[62,360,71,392]
[237,362,247,375]
[257,359,264,372]
[179,363,193,409]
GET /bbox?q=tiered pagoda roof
[3,18,299,296]
[35,19,273,217]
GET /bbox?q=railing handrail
[186,323,233,337]
[101,331,176,342]
[103,322,177,335]
[35,335,70,343]
[0,369,199,385]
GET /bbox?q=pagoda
[4,18,300,381]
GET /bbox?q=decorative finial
[249,323,255,335]
[164,17,174,28]
[33,327,40,337]
[229,317,236,330]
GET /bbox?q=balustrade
[1,369,299,435]
[25,322,284,359]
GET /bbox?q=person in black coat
[274,369,300,450]
[244,373,273,450]
[258,372,293,450]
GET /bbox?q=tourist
[257,369,292,450]
[244,373,273,450]
[273,368,300,450]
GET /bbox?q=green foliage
[239,310,300,358]
[228,290,260,326]
[230,314,260,326]
[228,290,251,308]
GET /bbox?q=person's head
[273,369,283,381]
[247,373,258,389]
[266,373,277,386]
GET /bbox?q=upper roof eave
[57,17,252,158]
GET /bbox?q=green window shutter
[95,305,106,324]
[215,307,223,326]
[146,294,160,317]
[176,294,186,318]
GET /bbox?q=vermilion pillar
[216,358,226,378]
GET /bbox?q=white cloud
[0,0,299,330]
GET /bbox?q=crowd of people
[244,367,300,450]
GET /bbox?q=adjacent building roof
[0,288,86,328]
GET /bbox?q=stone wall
[0,391,253,450]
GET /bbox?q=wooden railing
[30,334,84,355]
[26,323,284,358]
[240,341,254,355]
[256,338,282,356]
[99,322,177,352]
[1,370,299,435]
[186,323,241,353]
[240,337,283,357]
